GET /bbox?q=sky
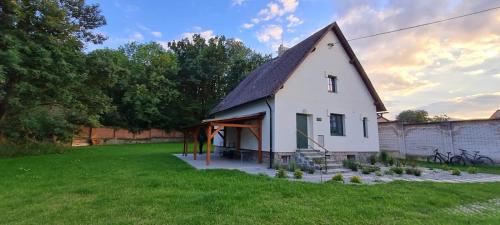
[87,0,500,120]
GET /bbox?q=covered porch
[182,112,265,165]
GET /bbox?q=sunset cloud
[335,0,500,118]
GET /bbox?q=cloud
[257,25,283,43]
[465,69,485,76]
[333,0,500,118]
[253,0,299,23]
[182,29,215,41]
[419,92,500,119]
[156,41,170,50]
[286,14,303,27]
[232,0,245,6]
[242,23,254,29]
[130,32,144,41]
[151,31,162,38]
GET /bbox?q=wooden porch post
[206,123,212,165]
[236,127,241,151]
[258,120,263,163]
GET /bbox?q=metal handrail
[296,129,330,173]
[296,129,331,153]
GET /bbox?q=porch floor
[174,153,275,176]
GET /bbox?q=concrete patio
[175,154,500,184]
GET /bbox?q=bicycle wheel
[450,156,465,166]
[475,156,495,166]
[427,155,442,164]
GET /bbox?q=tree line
[0,0,270,144]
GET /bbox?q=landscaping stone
[175,154,500,184]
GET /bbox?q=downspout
[265,97,274,168]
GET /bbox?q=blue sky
[87,0,335,54]
[87,0,500,119]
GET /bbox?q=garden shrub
[467,167,478,174]
[375,171,382,176]
[313,157,325,165]
[361,165,380,174]
[451,168,461,176]
[369,154,377,165]
[275,168,287,178]
[302,165,315,174]
[387,157,395,166]
[350,176,362,184]
[379,151,389,164]
[272,161,282,170]
[405,167,422,176]
[414,168,422,176]
[441,164,450,171]
[288,161,298,172]
[293,169,303,179]
[384,170,394,175]
[330,173,344,183]
[390,166,404,175]
[342,160,359,171]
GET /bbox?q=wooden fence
[72,127,184,146]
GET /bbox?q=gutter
[265,97,273,168]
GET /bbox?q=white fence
[378,119,500,163]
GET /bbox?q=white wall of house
[274,30,380,153]
[213,99,274,152]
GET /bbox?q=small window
[330,114,344,136]
[362,117,368,138]
[328,75,337,93]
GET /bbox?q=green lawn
[1,143,499,225]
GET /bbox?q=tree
[396,110,430,123]
[430,114,450,122]
[0,0,107,142]
[168,35,270,127]
[87,42,180,132]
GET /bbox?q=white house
[186,22,386,167]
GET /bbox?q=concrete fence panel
[378,119,500,163]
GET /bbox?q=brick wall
[73,127,183,146]
[378,119,500,163]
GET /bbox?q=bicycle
[449,149,495,166]
[426,149,452,164]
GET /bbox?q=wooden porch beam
[209,125,224,140]
[212,123,258,128]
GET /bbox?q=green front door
[296,114,308,149]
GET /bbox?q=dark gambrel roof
[211,22,386,114]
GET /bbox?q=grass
[0,143,499,225]
[417,161,500,175]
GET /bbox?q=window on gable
[328,75,337,93]
[330,114,344,136]
[362,117,368,138]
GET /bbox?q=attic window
[328,75,337,93]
